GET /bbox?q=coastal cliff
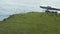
[0,12,60,34]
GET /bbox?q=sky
[0,0,60,12]
[0,0,60,7]
[0,0,60,21]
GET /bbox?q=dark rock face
[3,18,7,21]
[3,15,14,21]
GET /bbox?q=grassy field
[0,12,60,34]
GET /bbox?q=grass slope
[0,12,60,34]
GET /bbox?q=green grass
[0,12,60,34]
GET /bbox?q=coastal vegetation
[0,12,60,34]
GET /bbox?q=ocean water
[0,0,60,21]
